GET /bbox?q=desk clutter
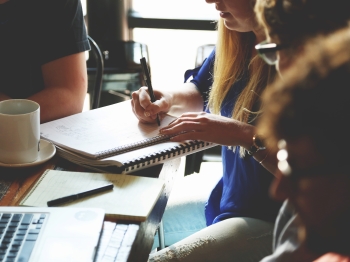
[40,100,216,173]
[19,169,165,222]
[0,157,181,262]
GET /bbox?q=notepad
[19,169,165,222]
[40,100,216,173]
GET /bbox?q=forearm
[28,86,86,123]
[166,82,204,116]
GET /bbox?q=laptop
[0,206,105,262]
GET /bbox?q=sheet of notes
[20,170,165,221]
[40,101,176,157]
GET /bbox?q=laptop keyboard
[0,212,46,262]
[96,221,139,262]
[0,213,139,262]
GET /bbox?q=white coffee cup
[0,99,40,164]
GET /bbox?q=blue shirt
[185,49,281,225]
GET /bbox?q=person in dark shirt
[253,0,350,260]
[0,0,90,123]
[257,27,350,262]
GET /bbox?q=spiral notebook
[40,100,216,173]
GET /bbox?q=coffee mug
[0,99,40,164]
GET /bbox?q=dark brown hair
[255,0,350,47]
[258,28,350,163]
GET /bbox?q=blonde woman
[132,0,280,261]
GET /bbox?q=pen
[47,183,114,207]
[140,57,161,126]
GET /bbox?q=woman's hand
[159,112,254,147]
[131,83,204,124]
[131,86,171,124]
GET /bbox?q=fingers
[131,86,151,110]
[163,112,208,129]
[131,87,155,123]
[159,118,198,140]
[130,99,153,124]
[137,86,153,109]
[132,86,172,124]
[160,117,206,142]
[158,112,217,142]
[169,131,198,142]
[178,112,207,118]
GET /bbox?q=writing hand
[131,86,171,124]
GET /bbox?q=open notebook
[40,100,216,173]
[0,206,105,262]
[19,170,165,222]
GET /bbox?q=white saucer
[0,139,56,168]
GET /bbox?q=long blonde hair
[208,19,274,157]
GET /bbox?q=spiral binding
[95,134,171,159]
[123,140,212,173]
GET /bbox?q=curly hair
[258,28,350,163]
[255,0,350,47]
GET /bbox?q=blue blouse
[185,49,281,225]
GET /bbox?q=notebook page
[40,101,176,158]
[20,170,165,221]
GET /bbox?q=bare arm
[166,82,204,116]
[28,52,87,123]
[132,79,278,175]
[159,112,278,176]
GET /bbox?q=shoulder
[206,48,216,65]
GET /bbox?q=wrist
[246,134,266,156]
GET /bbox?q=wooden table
[0,155,183,262]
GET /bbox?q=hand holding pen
[140,57,161,126]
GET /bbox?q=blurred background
[82,0,218,105]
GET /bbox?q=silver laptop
[0,206,105,262]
